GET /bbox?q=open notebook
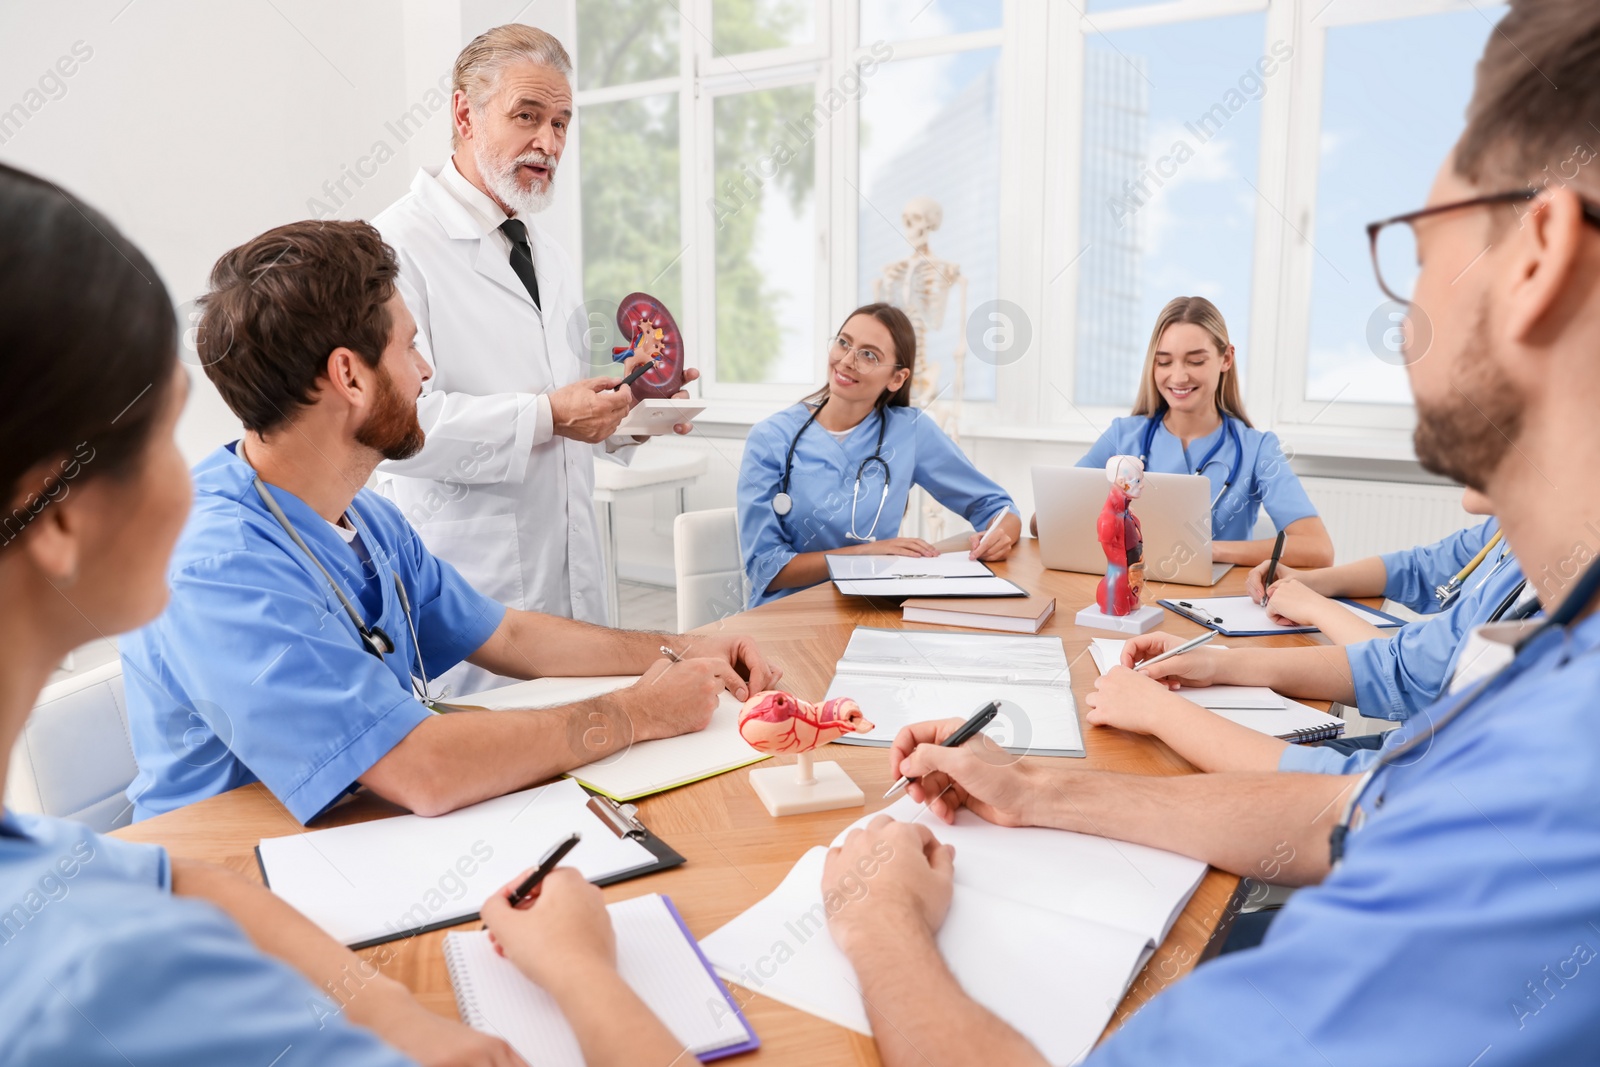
[256,779,664,947]
[701,799,1207,1065]
[468,675,769,801]
[1088,639,1345,743]
[826,551,1026,598]
[444,894,757,1065]
[823,627,1084,757]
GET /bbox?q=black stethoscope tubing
[772,397,891,520]
[1141,407,1243,507]
[251,476,433,702]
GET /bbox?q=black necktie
[498,218,541,310]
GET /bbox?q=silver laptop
[1031,465,1232,587]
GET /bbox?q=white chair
[594,449,710,625]
[5,661,136,832]
[673,508,747,632]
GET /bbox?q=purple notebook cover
[658,894,761,1060]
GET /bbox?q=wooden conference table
[116,540,1336,1064]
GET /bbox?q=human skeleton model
[1096,455,1147,616]
[874,196,969,539]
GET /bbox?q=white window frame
[1271,0,1490,437]
[1036,0,1275,444]
[565,0,1486,455]
[569,0,1017,407]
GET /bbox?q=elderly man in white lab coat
[374,24,691,696]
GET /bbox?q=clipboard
[582,788,687,886]
[1158,595,1407,637]
[254,782,685,950]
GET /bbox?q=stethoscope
[1329,546,1600,866]
[1434,530,1505,607]
[772,397,892,542]
[251,476,437,708]
[1141,408,1243,509]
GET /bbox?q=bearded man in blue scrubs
[811,2,1600,1062]
[121,221,778,824]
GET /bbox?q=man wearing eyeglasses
[814,2,1600,1062]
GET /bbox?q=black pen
[1262,530,1287,605]
[610,357,659,391]
[506,832,582,908]
[884,700,1001,800]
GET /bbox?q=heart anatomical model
[737,691,875,754]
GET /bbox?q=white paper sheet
[832,576,1025,598]
[825,550,995,580]
[823,628,1083,755]
[1165,595,1397,634]
[1086,640,1344,740]
[833,798,1208,945]
[470,676,768,800]
[702,847,1167,1066]
[256,779,655,946]
[1088,639,1285,710]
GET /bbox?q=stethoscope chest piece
[362,626,395,657]
[773,492,793,517]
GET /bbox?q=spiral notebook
[443,894,758,1064]
[1087,639,1345,743]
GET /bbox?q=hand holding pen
[885,704,1040,826]
[480,859,620,984]
[1259,530,1287,606]
[885,700,1000,799]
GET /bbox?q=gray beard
[479,147,556,216]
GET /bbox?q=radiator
[1298,478,1474,563]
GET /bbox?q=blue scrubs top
[738,403,1016,607]
[122,444,506,824]
[1379,516,1500,614]
[1077,415,1317,541]
[1279,549,1529,775]
[1091,610,1600,1065]
[0,810,413,1066]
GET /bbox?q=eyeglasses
[831,334,898,370]
[1366,188,1600,305]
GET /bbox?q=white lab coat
[372,164,631,695]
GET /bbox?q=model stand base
[1075,603,1165,635]
[749,753,864,816]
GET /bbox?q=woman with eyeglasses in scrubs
[738,303,1020,607]
[1036,296,1333,569]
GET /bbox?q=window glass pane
[861,0,1001,44]
[1074,13,1268,408]
[712,85,817,384]
[858,48,1001,403]
[576,0,678,91]
[1086,0,1170,10]
[1304,8,1505,404]
[577,94,682,373]
[712,0,814,55]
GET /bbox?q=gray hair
[451,24,572,148]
